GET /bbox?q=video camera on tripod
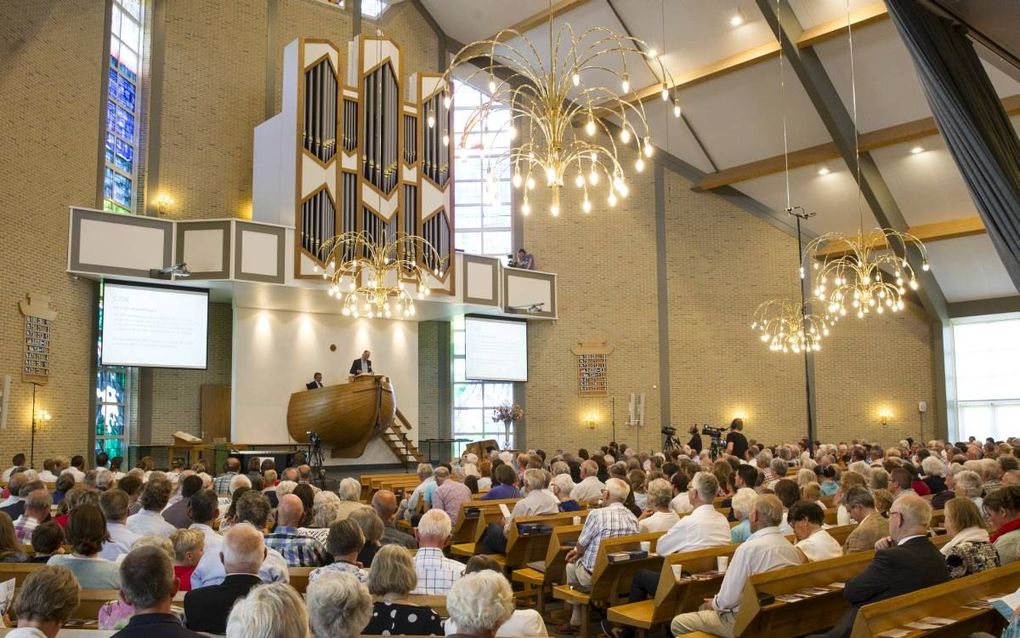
[700,424,726,459]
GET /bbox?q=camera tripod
[663,431,683,453]
[307,432,326,488]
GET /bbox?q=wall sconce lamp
[155,193,174,216]
[879,409,892,426]
[733,411,748,425]
[584,415,597,430]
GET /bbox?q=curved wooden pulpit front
[286,374,396,457]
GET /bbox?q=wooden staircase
[381,409,425,468]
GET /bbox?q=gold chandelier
[806,230,929,319]
[438,2,680,216]
[751,298,834,354]
[317,232,445,319]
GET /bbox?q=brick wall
[523,144,938,453]
[0,1,104,464]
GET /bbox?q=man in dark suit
[305,372,324,390]
[806,494,949,638]
[349,350,373,375]
[184,523,267,634]
[111,546,204,638]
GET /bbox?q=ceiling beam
[454,0,593,59]
[948,296,1020,318]
[693,94,1020,191]
[609,2,888,109]
[812,216,986,258]
[757,0,949,322]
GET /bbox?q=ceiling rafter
[812,215,986,258]
[598,2,889,110]
[693,94,1020,191]
[756,0,949,323]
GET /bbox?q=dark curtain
[885,0,1020,291]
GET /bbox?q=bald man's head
[222,523,266,575]
[277,494,305,528]
[371,489,397,521]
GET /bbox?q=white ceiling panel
[926,235,1017,302]
[677,60,830,168]
[735,163,878,237]
[421,0,549,46]
[787,0,885,30]
[608,0,775,84]
[870,137,979,227]
[642,98,715,173]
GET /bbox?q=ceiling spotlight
[910,146,924,154]
[730,12,744,27]
[817,165,831,176]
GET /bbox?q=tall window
[952,317,1020,441]
[103,0,144,215]
[452,80,513,258]
[95,283,135,462]
[451,316,515,456]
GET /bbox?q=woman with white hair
[445,570,515,638]
[225,582,309,638]
[638,478,679,533]
[306,572,373,638]
[920,456,948,494]
[550,473,580,512]
[729,488,757,544]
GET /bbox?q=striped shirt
[264,526,330,567]
[576,502,639,571]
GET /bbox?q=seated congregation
[0,437,1018,638]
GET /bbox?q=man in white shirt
[638,478,680,533]
[192,490,289,589]
[622,473,731,614]
[13,490,51,545]
[399,463,436,521]
[1,454,26,483]
[412,509,465,595]
[788,501,842,562]
[60,456,86,483]
[479,469,559,554]
[126,478,176,538]
[670,494,803,637]
[98,489,141,561]
[187,489,224,555]
[570,460,606,505]
[36,459,59,484]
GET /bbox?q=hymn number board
[19,294,57,385]
[572,341,613,396]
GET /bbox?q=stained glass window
[451,315,515,456]
[95,284,135,463]
[452,80,514,260]
[103,0,144,216]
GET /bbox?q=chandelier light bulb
[521,200,531,215]
[545,165,556,185]
[643,141,654,157]
[508,125,517,140]
[442,134,449,146]
[922,262,930,271]
[673,101,682,118]
[730,12,744,27]
[608,191,618,207]
[648,48,657,59]
[585,118,596,136]
[426,112,435,128]
[619,127,631,144]
[575,173,585,188]
[525,175,536,190]
[635,157,645,172]
[572,72,580,86]
[661,83,669,101]
[488,76,497,93]
[621,73,630,93]
[512,172,523,188]
[550,203,560,216]
[582,197,592,213]
[443,95,452,109]
[589,169,599,185]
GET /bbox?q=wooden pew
[850,562,1020,638]
[495,510,588,570]
[72,590,120,623]
[512,524,582,615]
[448,498,518,549]
[0,562,47,587]
[289,566,313,594]
[607,544,738,637]
[733,550,875,637]
[552,531,665,638]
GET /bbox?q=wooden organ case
[252,36,454,295]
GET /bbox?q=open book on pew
[991,590,1020,621]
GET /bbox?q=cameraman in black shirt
[725,418,749,459]
[687,425,703,454]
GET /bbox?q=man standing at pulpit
[350,350,373,375]
[306,372,324,390]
